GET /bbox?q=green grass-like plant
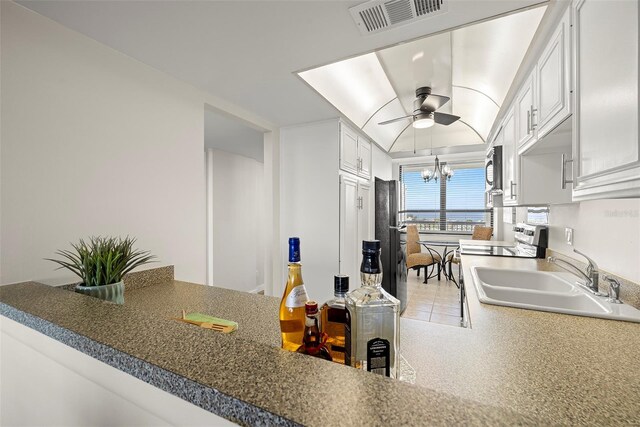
[46,236,156,287]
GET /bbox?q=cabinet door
[357,182,371,252]
[516,72,537,148]
[357,138,372,180]
[339,175,359,281]
[537,9,571,138]
[502,110,519,205]
[340,124,359,176]
[572,0,640,200]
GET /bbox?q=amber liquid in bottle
[279,237,309,352]
[297,301,332,361]
[320,275,349,364]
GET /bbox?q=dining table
[418,240,458,283]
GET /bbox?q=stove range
[460,223,548,259]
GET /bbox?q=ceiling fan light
[412,116,435,129]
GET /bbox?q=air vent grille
[385,0,413,25]
[350,0,448,35]
[359,5,388,32]
[414,0,443,16]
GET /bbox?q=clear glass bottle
[297,301,332,361]
[345,240,400,378]
[279,237,309,352]
[320,275,349,364]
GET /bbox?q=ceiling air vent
[350,0,447,35]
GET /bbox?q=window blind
[399,158,491,233]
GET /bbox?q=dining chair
[446,226,493,280]
[405,225,441,284]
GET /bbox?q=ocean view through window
[399,161,492,234]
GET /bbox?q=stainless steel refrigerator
[374,178,407,312]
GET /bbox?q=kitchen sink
[470,267,640,323]
[473,268,574,292]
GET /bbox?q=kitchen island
[1,260,639,426]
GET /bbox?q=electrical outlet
[565,227,574,246]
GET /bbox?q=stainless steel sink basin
[470,267,640,323]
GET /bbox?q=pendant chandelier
[418,127,454,183]
[421,156,454,182]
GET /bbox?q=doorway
[204,107,266,293]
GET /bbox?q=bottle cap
[362,240,381,253]
[288,237,300,262]
[305,300,318,315]
[334,275,349,294]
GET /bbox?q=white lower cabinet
[339,175,371,283]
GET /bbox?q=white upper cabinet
[515,71,537,149]
[340,122,372,180]
[572,0,640,200]
[340,123,359,176]
[537,8,572,139]
[502,109,519,205]
[358,137,372,180]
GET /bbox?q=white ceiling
[16,0,548,131]
[205,110,265,162]
[301,5,546,152]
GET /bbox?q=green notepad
[184,312,238,329]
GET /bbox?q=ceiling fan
[378,87,460,129]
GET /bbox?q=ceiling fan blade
[421,94,450,111]
[378,115,413,125]
[434,112,460,125]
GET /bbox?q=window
[399,160,492,234]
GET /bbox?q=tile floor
[401,265,463,327]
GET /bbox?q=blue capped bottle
[279,237,310,351]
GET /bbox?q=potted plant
[47,236,155,304]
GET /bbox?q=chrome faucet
[604,276,622,304]
[547,249,602,295]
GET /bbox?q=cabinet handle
[561,154,574,190]
[531,105,537,130]
[527,110,531,134]
[510,180,517,199]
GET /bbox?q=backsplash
[500,199,640,284]
[547,249,640,310]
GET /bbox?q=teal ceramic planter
[75,281,124,304]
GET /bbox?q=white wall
[0,3,208,283]
[499,199,640,283]
[547,199,640,283]
[280,121,340,304]
[371,144,393,181]
[206,149,264,292]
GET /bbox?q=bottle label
[285,285,308,308]
[344,308,352,366]
[367,338,390,377]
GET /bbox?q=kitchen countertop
[1,257,639,425]
[399,253,640,425]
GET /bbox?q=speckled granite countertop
[399,254,640,426]
[1,278,543,426]
[1,257,639,426]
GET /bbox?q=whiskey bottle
[279,237,309,352]
[320,275,349,364]
[345,240,400,378]
[297,301,332,361]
